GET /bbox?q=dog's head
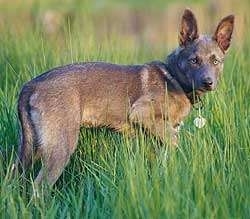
[168,9,234,94]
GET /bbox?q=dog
[16,9,234,185]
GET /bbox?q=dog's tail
[15,85,36,172]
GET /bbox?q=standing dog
[16,9,234,185]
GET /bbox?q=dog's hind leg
[35,131,79,185]
[32,108,81,186]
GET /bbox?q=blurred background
[0,0,249,54]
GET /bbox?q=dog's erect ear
[213,15,234,53]
[179,9,199,47]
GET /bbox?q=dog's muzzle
[202,77,214,91]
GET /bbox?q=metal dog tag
[193,116,206,128]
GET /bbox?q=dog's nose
[202,77,213,87]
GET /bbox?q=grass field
[0,0,250,218]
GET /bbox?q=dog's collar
[156,62,203,107]
[186,92,204,109]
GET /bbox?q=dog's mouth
[203,86,213,91]
[195,87,213,95]
[197,85,215,92]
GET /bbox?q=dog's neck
[163,52,202,105]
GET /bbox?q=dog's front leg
[145,118,178,146]
[129,97,178,146]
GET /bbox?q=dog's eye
[213,59,219,65]
[190,58,198,64]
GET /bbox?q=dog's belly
[81,107,101,127]
[80,102,130,129]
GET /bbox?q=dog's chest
[167,93,191,128]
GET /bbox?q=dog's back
[21,62,149,128]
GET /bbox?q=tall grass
[0,1,250,218]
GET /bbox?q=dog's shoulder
[137,61,167,94]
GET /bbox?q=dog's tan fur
[16,9,234,185]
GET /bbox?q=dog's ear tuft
[213,15,235,53]
[179,9,199,47]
